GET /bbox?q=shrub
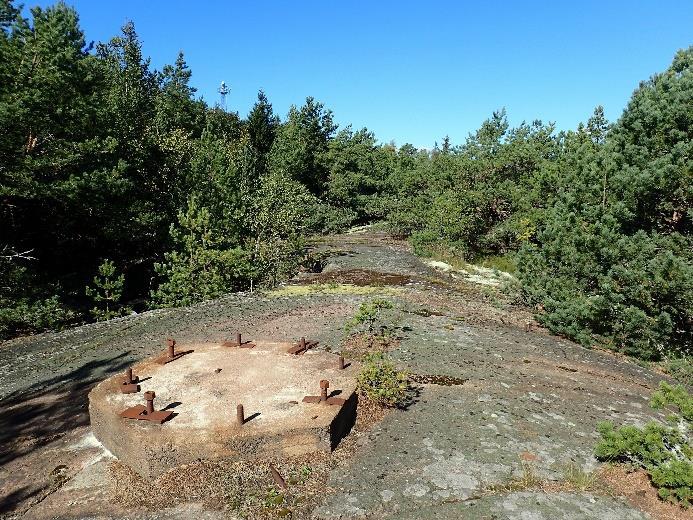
[346,298,394,333]
[0,296,74,339]
[664,356,693,387]
[151,198,256,308]
[304,203,358,235]
[356,352,410,407]
[595,382,693,506]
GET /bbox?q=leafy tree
[154,51,204,135]
[325,127,391,229]
[250,169,315,286]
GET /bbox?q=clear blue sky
[27,0,693,148]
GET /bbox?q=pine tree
[85,259,130,321]
[246,90,279,161]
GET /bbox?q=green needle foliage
[357,352,410,408]
[595,382,693,506]
[85,259,130,321]
[151,198,255,308]
[346,298,394,333]
[0,0,690,370]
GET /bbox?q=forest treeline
[1,2,691,362]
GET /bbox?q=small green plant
[595,381,693,507]
[346,298,394,333]
[516,461,542,489]
[357,352,410,407]
[85,259,130,321]
[287,465,312,485]
[261,487,285,508]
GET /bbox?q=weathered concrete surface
[0,230,671,518]
[89,341,357,477]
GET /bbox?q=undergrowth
[357,352,411,408]
[595,381,693,507]
[345,298,395,333]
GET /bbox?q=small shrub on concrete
[595,381,693,507]
[357,352,409,408]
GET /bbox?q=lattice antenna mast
[218,81,230,111]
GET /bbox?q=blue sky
[26,1,693,148]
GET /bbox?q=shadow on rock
[0,351,131,469]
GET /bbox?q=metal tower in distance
[218,81,230,111]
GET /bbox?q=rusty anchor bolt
[223,332,255,349]
[287,337,317,355]
[236,404,245,426]
[269,464,287,489]
[338,356,345,370]
[319,380,329,402]
[166,338,176,359]
[302,380,345,406]
[120,367,140,393]
[120,389,173,424]
[144,391,156,415]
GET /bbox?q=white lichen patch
[425,259,516,287]
[402,483,430,498]
[421,449,510,500]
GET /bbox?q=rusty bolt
[338,356,345,370]
[269,464,287,489]
[319,380,329,402]
[235,332,242,346]
[236,404,244,426]
[125,367,133,384]
[144,391,156,415]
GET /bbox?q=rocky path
[0,231,670,519]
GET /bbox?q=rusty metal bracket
[154,338,191,364]
[120,367,140,394]
[222,332,255,349]
[288,336,318,355]
[302,379,346,406]
[119,391,173,424]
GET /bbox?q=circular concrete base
[88,340,358,477]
